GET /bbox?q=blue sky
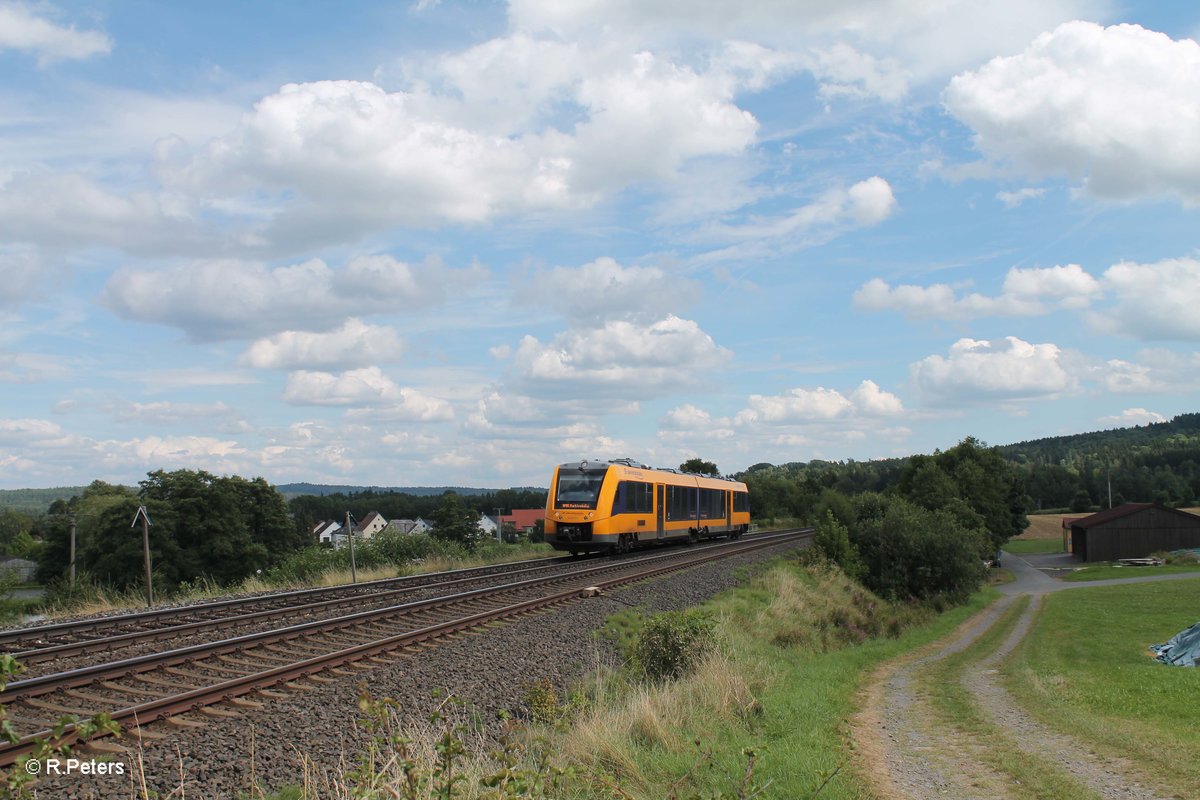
[2,1,1199,490]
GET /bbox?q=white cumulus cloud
[0,2,111,65]
[240,319,404,370]
[736,380,904,425]
[104,254,460,341]
[170,51,759,239]
[1094,258,1200,341]
[512,315,731,398]
[525,256,700,324]
[1097,408,1166,426]
[945,22,1200,203]
[911,336,1075,404]
[282,367,454,420]
[854,263,1102,319]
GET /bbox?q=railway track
[0,529,812,768]
[0,553,579,656]
[3,535,768,675]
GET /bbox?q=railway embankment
[4,534,809,798]
[9,535,1196,799]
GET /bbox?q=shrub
[813,509,863,580]
[850,496,988,603]
[632,610,718,682]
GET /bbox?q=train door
[656,484,665,539]
[725,490,732,531]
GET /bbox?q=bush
[813,509,863,580]
[632,610,717,682]
[850,497,989,603]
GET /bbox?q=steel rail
[7,556,614,665]
[0,553,578,650]
[2,530,790,662]
[0,529,812,767]
[2,529,807,701]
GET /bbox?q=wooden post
[68,517,77,588]
[346,511,357,584]
[132,506,154,607]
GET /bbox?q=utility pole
[495,508,503,542]
[68,516,77,588]
[346,510,358,583]
[131,506,154,607]
[1107,462,1113,509]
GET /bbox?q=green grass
[0,596,43,625]
[1061,563,1200,581]
[568,560,996,799]
[1003,538,1065,554]
[1005,578,1200,799]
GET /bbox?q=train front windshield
[555,469,608,509]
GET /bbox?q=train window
[733,491,749,512]
[555,469,607,509]
[610,481,652,514]
[666,485,695,521]
[698,488,724,519]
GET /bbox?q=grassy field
[34,540,559,620]
[1018,509,1200,541]
[1005,578,1200,799]
[1016,513,1082,540]
[1061,562,1200,582]
[549,562,996,799]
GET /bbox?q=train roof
[555,458,746,486]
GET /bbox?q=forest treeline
[0,473,548,597]
[2,413,1197,599]
[735,412,1200,520]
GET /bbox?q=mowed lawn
[1004,578,1200,799]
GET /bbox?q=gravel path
[852,552,1193,800]
[26,542,802,799]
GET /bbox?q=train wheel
[687,528,698,546]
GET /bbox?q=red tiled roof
[500,509,544,530]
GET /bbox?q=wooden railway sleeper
[128,673,193,691]
[25,697,89,716]
[198,706,240,719]
[216,653,291,670]
[99,680,176,700]
[64,687,125,706]
[311,630,373,647]
[164,716,205,729]
[262,641,328,657]
[164,664,239,681]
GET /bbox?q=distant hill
[274,483,538,498]
[0,487,90,515]
[998,412,1200,462]
[0,481,547,514]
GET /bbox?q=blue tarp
[1149,621,1200,667]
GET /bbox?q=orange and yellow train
[543,459,750,555]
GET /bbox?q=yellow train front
[544,459,750,554]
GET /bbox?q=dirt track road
[851,553,1196,800]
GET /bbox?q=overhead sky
[1,1,1198,490]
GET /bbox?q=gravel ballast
[29,542,803,799]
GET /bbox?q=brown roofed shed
[1070,502,1200,562]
